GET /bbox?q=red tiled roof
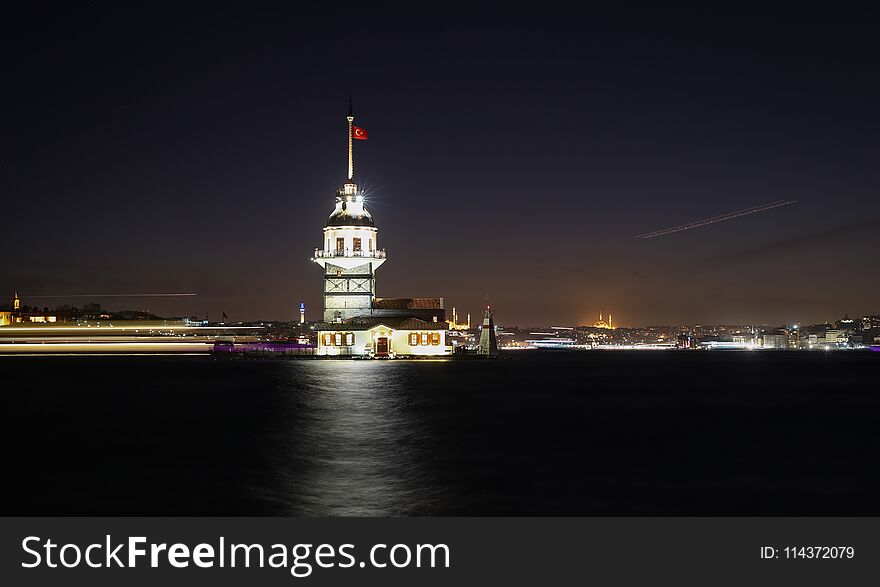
[372,298,443,310]
[315,316,446,331]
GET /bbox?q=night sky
[4,5,879,326]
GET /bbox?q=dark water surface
[3,352,879,515]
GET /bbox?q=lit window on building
[353,237,361,252]
[323,332,354,346]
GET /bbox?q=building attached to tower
[310,103,450,358]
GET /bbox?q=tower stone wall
[322,261,376,322]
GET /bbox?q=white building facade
[316,318,448,358]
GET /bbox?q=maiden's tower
[311,100,449,358]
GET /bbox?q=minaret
[311,99,385,323]
[477,306,498,356]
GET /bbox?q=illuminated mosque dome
[593,312,614,329]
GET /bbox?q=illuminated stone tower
[312,99,385,323]
[13,291,20,312]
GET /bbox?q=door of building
[376,337,389,356]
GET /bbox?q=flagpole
[347,95,354,181]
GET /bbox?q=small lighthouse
[477,306,498,356]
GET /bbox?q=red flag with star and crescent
[352,125,368,140]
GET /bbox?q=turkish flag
[352,125,368,140]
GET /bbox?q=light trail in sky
[633,200,798,239]
[22,293,198,298]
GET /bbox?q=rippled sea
[3,351,880,515]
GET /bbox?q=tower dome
[326,186,375,227]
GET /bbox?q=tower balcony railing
[314,249,386,259]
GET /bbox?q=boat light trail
[23,293,197,298]
[634,200,798,239]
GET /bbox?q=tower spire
[347,94,354,181]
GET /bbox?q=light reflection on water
[267,361,445,516]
